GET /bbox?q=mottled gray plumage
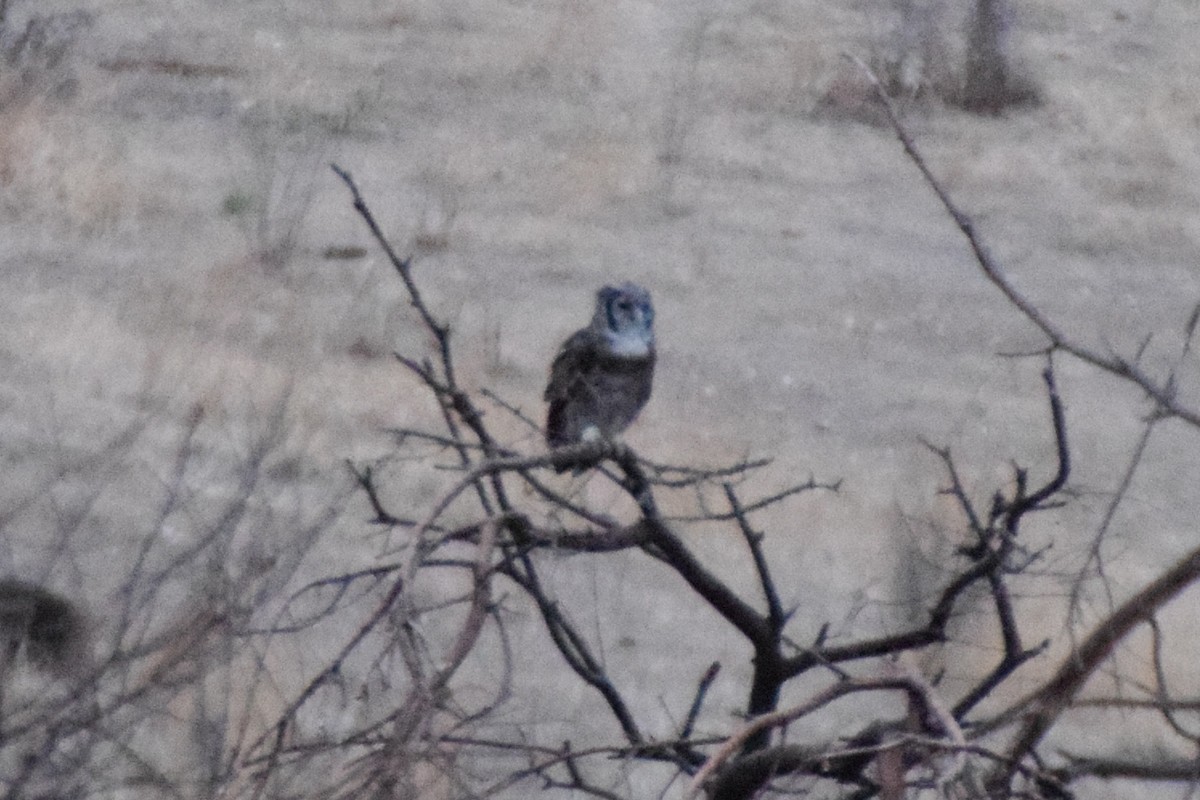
[544,283,656,466]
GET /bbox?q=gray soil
[2,0,1198,797]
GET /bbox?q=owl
[544,282,656,469]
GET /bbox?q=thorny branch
[999,543,1200,783]
[849,55,1200,798]
[13,41,1200,800]
[846,54,1200,430]
[242,155,1200,800]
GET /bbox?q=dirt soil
[2,0,1199,797]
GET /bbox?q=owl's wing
[544,328,600,447]
[544,329,597,403]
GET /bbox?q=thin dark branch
[479,386,542,433]
[1067,416,1156,623]
[467,735,723,797]
[1009,366,1070,515]
[1000,542,1200,784]
[640,517,771,646]
[247,570,407,758]
[687,674,963,800]
[252,562,404,635]
[1059,751,1200,783]
[388,427,489,452]
[346,461,417,527]
[393,351,498,515]
[1147,616,1200,743]
[517,519,653,552]
[553,741,628,800]
[845,55,1200,430]
[988,570,1021,658]
[921,438,985,539]
[330,164,454,384]
[498,561,645,747]
[724,483,784,631]
[1074,696,1200,712]
[681,662,721,740]
[640,455,774,488]
[952,640,1047,720]
[667,478,839,522]
[781,548,1003,677]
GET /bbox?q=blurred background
[2,0,1199,797]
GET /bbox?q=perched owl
[544,283,656,468]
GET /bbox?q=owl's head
[593,282,654,356]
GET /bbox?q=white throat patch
[605,331,653,357]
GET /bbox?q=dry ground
[3,0,1200,797]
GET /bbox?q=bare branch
[1067,417,1156,623]
[686,674,948,800]
[666,477,839,522]
[1059,751,1200,783]
[846,54,1200,429]
[1146,616,1200,743]
[724,483,784,631]
[330,164,454,385]
[680,662,721,740]
[1000,542,1200,784]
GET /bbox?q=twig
[724,483,784,630]
[666,478,839,522]
[345,461,418,527]
[921,439,985,540]
[1001,541,1200,783]
[498,562,646,746]
[1067,416,1156,626]
[1059,750,1200,782]
[1147,616,1200,743]
[780,546,1003,677]
[845,54,1200,429]
[330,164,454,385]
[680,662,721,740]
[685,676,936,799]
